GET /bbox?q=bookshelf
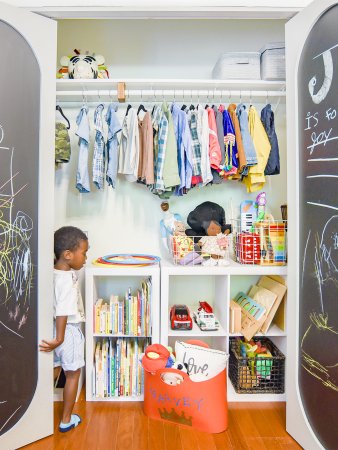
[85,264,160,401]
[160,260,287,402]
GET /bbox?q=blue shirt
[171,103,193,196]
[75,106,90,193]
[105,103,121,189]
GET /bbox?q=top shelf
[56,78,286,102]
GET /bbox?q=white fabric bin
[212,52,261,80]
[260,42,285,80]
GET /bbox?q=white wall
[55,19,287,263]
[57,19,286,79]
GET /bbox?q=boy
[40,226,88,432]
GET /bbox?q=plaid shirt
[92,104,105,189]
[188,110,202,178]
[154,108,168,193]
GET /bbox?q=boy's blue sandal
[59,414,82,432]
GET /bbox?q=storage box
[144,367,228,433]
[212,52,261,80]
[260,42,285,80]
[229,337,285,393]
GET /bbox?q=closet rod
[56,89,286,99]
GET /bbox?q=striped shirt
[92,104,105,190]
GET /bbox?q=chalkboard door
[0,2,56,450]
[286,1,338,449]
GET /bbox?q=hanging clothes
[153,106,168,193]
[222,110,238,177]
[243,105,271,192]
[161,102,180,191]
[261,103,280,175]
[152,105,162,175]
[207,107,222,170]
[55,122,71,167]
[227,103,247,176]
[236,103,257,167]
[197,105,213,186]
[187,109,202,186]
[138,111,154,185]
[213,105,225,166]
[75,105,90,193]
[105,103,121,188]
[171,103,193,195]
[118,106,139,182]
[92,103,105,190]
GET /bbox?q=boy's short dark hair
[54,226,88,260]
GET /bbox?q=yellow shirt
[243,106,271,192]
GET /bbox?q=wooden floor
[22,391,302,450]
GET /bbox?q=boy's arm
[39,316,67,352]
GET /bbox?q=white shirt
[197,106,213,185]
[118,107,140,182]
[54,269,85,323]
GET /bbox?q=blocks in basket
[236,232,261,264]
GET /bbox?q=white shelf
[168,319,227,338]
[227,377,286,402]
[85,265,160,402]
[93,333,151,338]
[230,323,286,338]
[88,395,144,402]
[56,78,286,102]
[161,259,287,276]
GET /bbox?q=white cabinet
[85,264,160,401]
[160,260,287,402]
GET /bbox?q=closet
[0,1,333,449]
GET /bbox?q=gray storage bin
[260,42,285,80]
[212,52,261,80]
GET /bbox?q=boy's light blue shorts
[54,323,85,372]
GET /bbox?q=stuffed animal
[172,360,189,374]
[185,201,231,237]
[173,221,186,236]
[57,49,109,79]
[161,372,184,386]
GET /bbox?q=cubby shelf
[160,259,287,402]
[85,264,160,402]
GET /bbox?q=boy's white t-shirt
[54,269,85,323]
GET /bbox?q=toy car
[193,304,219,331]
[170,304,193,330]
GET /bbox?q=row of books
[94,279,152,336]
[93,337,150,398]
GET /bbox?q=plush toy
[173,221,186,236]
[198,221,230,259]
[185,201,231,237]
[57,49,109,79]
[161,372,184,386]
[141,344,175,372]
[172,360,189,374]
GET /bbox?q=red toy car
[170,304,193,330]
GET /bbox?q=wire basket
[167,234,231,266]
[232,219,287,265]
[229,337,285,394]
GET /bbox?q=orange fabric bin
[143,367,228,433]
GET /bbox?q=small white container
[212,52,261,80]
[260,42,286,80]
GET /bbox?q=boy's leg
[62,369,80,424]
